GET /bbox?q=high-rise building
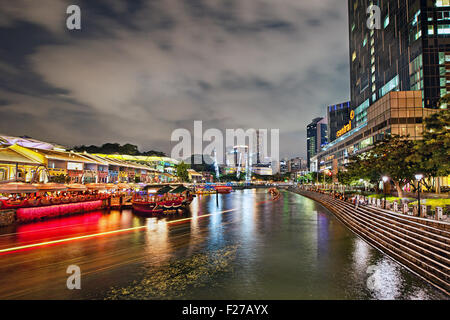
[287,157,307,172]
[306,117,328,168]
[349,0,450,126]
[327,101,352,142]
[255,129,263,164]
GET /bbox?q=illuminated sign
[67,162,83,171]
[336,110,355,138]
[336,121,352,138]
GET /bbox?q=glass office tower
[348,0,450,128]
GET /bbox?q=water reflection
[0,189,446,300]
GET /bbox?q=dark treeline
[73,143,166,157]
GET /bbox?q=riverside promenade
[289,187,450,296]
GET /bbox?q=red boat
[214,185,232,194]
[132,185,194,215]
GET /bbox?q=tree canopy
[73,143,166,156]
[340,108,449,196]
[176,161,190,182]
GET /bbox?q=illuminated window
[437,24,450,34]
[363,36,367,47]
[412,10,421,26]
[352,51,356,61]
[379,75,399,98]
[428,25,434,35]
[414,30,422,40]
[436,0,450,7]
[384,16,389,28]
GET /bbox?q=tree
[73,143,166,156]
[364,135,417,197]
[141,150,167,157]
[337,170,354,186]
[344,153,381,191]
[176,161,190,182]
[409,109,450,193]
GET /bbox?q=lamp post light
[382,176,389,209]
[415,174,424,217]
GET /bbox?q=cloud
[0,0,70,34]
[0,0,350,159]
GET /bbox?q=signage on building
[336,110,355,138]
[67,162,83,171]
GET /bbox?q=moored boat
[132,185,194,215]
[214,185,232,194]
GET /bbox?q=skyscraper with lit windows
[349,0,450,126]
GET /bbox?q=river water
[0,189,446,299]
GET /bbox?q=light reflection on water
[102,189,446,300]
[0,189,446,300]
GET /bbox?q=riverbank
[289,187,450,296]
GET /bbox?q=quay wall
[0,210,16,226]
[0,199,110,226]
[289,188,450,295]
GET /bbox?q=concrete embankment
[290,188,450,296]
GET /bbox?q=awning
[85,183,107,190]
[65,184,87,192]
[32,183,67,192]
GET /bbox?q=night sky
[0,0,350,159]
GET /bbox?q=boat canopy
[156,185,174,194]
[65,184,87,192]
[170,185,188,194]
[0,182,38,194]
[32,183,67,192]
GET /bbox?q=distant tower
[255,130,265,164]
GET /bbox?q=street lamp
[415,173,424,216]
[382,176,389,209]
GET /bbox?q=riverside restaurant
[0,136,179,185]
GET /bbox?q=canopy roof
[0,135,56,150]
[37,149,104,165]
[85,183,108,190]
[170,185,188,193]
[156,185,174,194]
[32,183,67,192]
[0,145,44,165]
[65,183,87,192]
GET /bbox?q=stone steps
[329,200,449,277]
[294,190,450,295]
[327,199,450,265]
[330,199,450,255]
